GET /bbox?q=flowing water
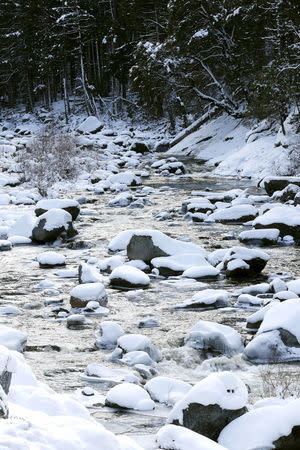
[1,164,300,439]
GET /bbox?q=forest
[0,0,299,130]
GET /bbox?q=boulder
[222,247,269,278]
[31,209,77,243]
[253,206,300,240]
[208,205,258,223]
[37,251,66,268]
[70,283,107,308]
[105,382,155,411]
[95,321,124,350]
[77,116,103,134]
[260,176,300,196]
[244,299,300,363]
[168,372,248,441]
[130,141,149,154]
[35,199,80,220]
[173,289,229,311]
[238,228,280,246]
[184,320,244,356]
[272,183,300,202]
[109,265,150,289]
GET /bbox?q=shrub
[19,126,79,196]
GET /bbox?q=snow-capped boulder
[183,197,215,214]
[253,206,300,240]
[35,199,80,220]
[238,228,280,246]
[108,192,134,207]
[117,334,162,362]
[260,176,300,196]
[107,172,141,187]
[109,265,150,289]
[222,246,269,278]
[105,383,155,411]
[83,364,139,386]
[235,294,264,310]
[244,298,300,363]
[272,183,300,202]
[185,320,244,356]
[70,283,107,308]
[145,377,191,406]
[168,372,248,441]
[245,302,277,333]
[239,282,270,296]
[108,229,207,262]
[151,253,211,277]
[182,265,220,280]
[130,141,149,154]
[0,240,12,251]
[207,205,258,223]
[173,289,229,310]
[95,321,124,350]
[157,425,227,450]
[66,314,87,329]
[32,208,77,243]
[0,326,27,352]
[120,350,155,367]
[78,263,102,284]
[36,251,66,268]
[77,116,103,134]
[219,399,300,450]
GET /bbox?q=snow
[108,172,141,186]
[0,326,27,352]
[287,279,300,295]
[185,320,244,355]
[105,383,155,411]
[79,263,102,283]
[219,399,300,450]
[7,212,36,238]
[145,377,191,406]
[157,425,227,450]
[168,372,248,425]
[109,265,150,286]
[117,334,151,353]
[37,251,66,266]
[108,229,207,257]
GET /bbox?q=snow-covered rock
[173,289,229,310]
[157,424,227,450]
[77,116,104,134]
[207,205,258,223]
[145,377,191,406]
[109,229,207,262]
[78,263,102,284]
[117,334,162,362]
[36,251,66,267]
[222,246,269,277]
[105,383,155,411]
[244,298,300,363]
[219,399,300,450]
[83,363,139,386]
[168,372,248,441]
[70,283,107,308]
[0,326,27,352]
[238,228,279,246]
[260,176,300,196]
[109,265,150,289]
[0,240,12,251]
[185,320,244,356]
[32,208,77,243]
[151,253,211,277]
[95,321,124,350]
[253,205,300,240]
[35,199,80,220]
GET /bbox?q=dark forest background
[0,0,299,130]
